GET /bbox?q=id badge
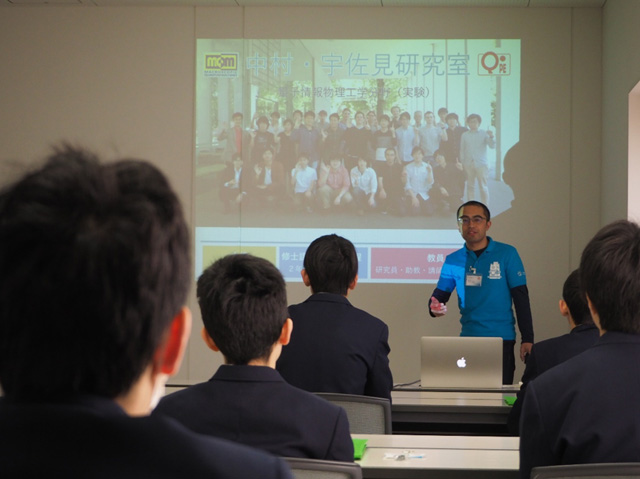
[466,274,483,287]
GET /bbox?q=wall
[0,7,199,383]
[0,5,602,385]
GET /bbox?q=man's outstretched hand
[430,296,447,317]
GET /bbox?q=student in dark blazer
[0,146,291,479]
[154,254,354,462]
[276,234,393,400]
[507,269,599,435]
[520,220,640,478]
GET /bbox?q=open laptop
[420,336,503,389]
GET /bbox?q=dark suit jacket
[276,293,393,400]
[154,365,354,462]
[508,323,599,434]
[0,395,292,479]
[322,127,345,161]
[441,125,468,163]
[252,161,285,193]
[519,332,640,479]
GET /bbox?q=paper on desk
[383,451,425,460]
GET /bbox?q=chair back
[314,392,392,434]
[284,457,362,479]
[531,463,640,479]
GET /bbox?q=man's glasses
[457,216,486,226]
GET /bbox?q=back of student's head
[303,234,357,296]
[197,254,288,365]
[562,269,592,325]
[579,220,640,334]
[0,145,190,401]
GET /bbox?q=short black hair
[197,255,288,365]
[304,111,316,119]
[456,201,491,222]
[257,116,269,126]
[562,269,592,326]
[580,220,640,334]
[329,113,340,121]
[438,107,448,115]
[411,146,424,156]
[400,112,411,120]
[232,112,243,120]
[303,234,358,295]
[445,112,459,122]
[0,145,190,400]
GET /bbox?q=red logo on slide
[478,52,511,76]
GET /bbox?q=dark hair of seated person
[197,254,288,365]
[562,269,593,326]
[579,220,640,334]
[302,234,358,296]
[0,145,190,401]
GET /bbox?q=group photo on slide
[195,38,520,232]
[206,107,496,229]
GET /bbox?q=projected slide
[194,39,520,283]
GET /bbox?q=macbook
[420,336,503,389]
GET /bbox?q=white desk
[354,434,519,479]
[391,389,516,435]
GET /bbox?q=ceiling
[2,0,608,8]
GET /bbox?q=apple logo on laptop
[456,357,467,368]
